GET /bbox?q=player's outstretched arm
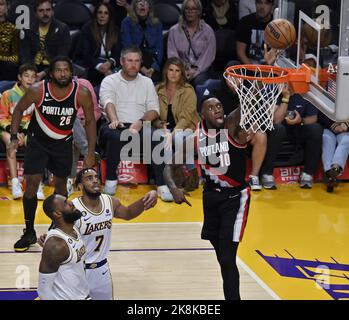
[112,190,157,220]
[37,237,69,300]
[78,85,97,168]
[163,133,195,206]
[225,108,252,145]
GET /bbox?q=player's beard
[51,75,73,88]
[84,187,101,200]
[62,209,82,224]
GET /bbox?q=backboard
[275,0,349,121]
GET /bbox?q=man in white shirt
[99,45,173,201]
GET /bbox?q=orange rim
[224,64,311,94]
[224,64,289,83]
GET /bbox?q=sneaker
[37,182,45,200]
[184,169,200,192]
[329,164,343,178]
[261,174,276,190]
[300,172,313,189]
[67,178,74,197]
[12,178,23,199]
[325,170,336,193]
[14,229,37,252]
[248,175,262,191]
[157,185,174,202]
[104,180,117,196]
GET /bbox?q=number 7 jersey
[73,194,113,264]
[29,80,79,141]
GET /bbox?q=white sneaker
[37,182,45,200]
[12,178,23,199]
[157,185,174,202]
[67,178,74,197]
[104,180,117,196]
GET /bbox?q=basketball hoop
[223,64,311,133]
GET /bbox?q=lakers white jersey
[73,194,113,264]
[44,227,89,300]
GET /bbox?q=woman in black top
[81,2,121,85]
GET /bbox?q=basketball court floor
[0,181,347,300]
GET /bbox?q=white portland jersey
[73,194,113,264]
[44,227,89,300]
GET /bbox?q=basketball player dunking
[39,167,158,300]
[164,95,252,300]
[9,56,97,252]
[38,194,90,300]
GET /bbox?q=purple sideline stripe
[0,248,214,254]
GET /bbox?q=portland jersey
[44,226,89,300]
[29,80,79,141]
[73,194,113,264]
[196,121,248,191]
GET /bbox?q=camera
[287,110,296,120]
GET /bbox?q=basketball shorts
[86,262,113,300]
[24,132,73,178]
[201,187,251,243]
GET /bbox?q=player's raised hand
[83,152,95,168]
[170,188,192,206]
[142,190,157,210]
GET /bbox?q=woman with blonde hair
[120,0,163,82]
[167,0,216,86]
[154,57,200,191]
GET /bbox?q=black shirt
[236,13,272,63]
[166,104,176,130]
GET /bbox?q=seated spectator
[260,86,323,189]
[202,0,239,31]
[153,57,200,191]
[0,0,20,80]
[236,0,274,65]
[19,0,71,81]
[81,2,121,86]
[120,0,163,83]
[66,77,102,196]
[319,113,349,193]
[0,63,45,200]
[92,0,131,27]
[99,45,173,201]
[167,0,216,86]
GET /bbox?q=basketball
[264,18,296,50]
[302,23,332,48]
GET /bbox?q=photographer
[259,86,323,189]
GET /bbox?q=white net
[223,66,288,133]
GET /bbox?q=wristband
[282,97,289,104]
[10,134,18,141]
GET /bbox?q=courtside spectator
[81,2,121,86]
[19,0,71,81]
[120,0,163,83]
[167,0,216,86]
